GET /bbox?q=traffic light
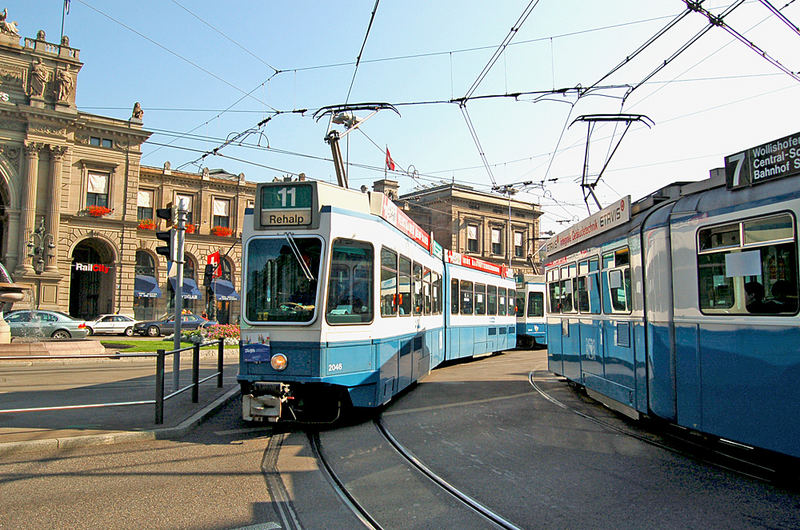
[156,202,176,227]
[203,264,215,286]
[156,229,176,261]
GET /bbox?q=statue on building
[36,29,45,40]
[30,58,47,97]
[0,9,19,36]
[60,35,69,47]
[56,66,73,101]
[131,102,143,120]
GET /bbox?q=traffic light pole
[173,208,187,392]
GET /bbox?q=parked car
[4,310,89,339]
[85,314,139,336]
[132,312,217,337]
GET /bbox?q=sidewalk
[0,347,241,456]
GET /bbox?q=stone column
[17,141,42,275]
[46,145,67,273]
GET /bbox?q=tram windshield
[245,236,322,323]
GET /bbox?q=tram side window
[412,263,423,315]
[515,291,525,317]
[460,280,473,314]
[326,239,374,324]
[527,291,544,317]
[432,271,442,314]
[547,268,561,313]
[487,285,497,315]
[508,288,516,315]
[698,213,798,315]
[399,256,412,316]
[380,248,397,317]
[451,278,459,314]
[423,268,432,314]
[498,287,507,316]
[602,248,632,314]
[474,284,486,315]
[576,258,601,314]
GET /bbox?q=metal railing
[0,339,226,424]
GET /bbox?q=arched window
[135,251,155,277]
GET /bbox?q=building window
[491,227,503,255]
[87,171,109,207]
[467,224,479,253]
[176,193,193,224]
[90,137,113,148]
[213,198,230,228]
[137,189,154,221]
[514,231,524,258]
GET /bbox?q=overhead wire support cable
[588,7,694,91]
[76,0,277,111]
[460,105,497,187]
[462,0,542,100]
[169,0,281,74]
[684,0,800,82]
[756,0,800,37]
[345,0,381,104]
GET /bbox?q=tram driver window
[326,239,374,325]
[698,213,798,315]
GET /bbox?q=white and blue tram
[239,179,516,422]
[515,274,548,348]
[545,131,800,459]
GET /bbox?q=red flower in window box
[185,223,197,234]
[87,205,112,217]
[138,219,156,230]
[212,225,232,237]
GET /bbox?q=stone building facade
[0,17,254,323]
[374,179,543,276]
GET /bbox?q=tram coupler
[242,382,290,422]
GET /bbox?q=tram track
[527,369,795,485]
[308,419,522,530]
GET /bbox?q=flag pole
[60,1,68,45]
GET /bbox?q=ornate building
[374,179,544,276]
[0,15,254,323]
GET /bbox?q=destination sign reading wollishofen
[260,184,313,226]
[725,131,800,190]
[547,196,631,254]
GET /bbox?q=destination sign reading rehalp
[260,183,313,226]
[725,131,800,189]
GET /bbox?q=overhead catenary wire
[345,0,381,105]
[684,0,800,83]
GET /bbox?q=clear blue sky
[5,1,800,233]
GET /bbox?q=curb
[0,386,241,457]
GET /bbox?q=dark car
[5,310,89,339]
[132,312,217,337]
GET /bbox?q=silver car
[5,310,89,339]
[85,314,138,336]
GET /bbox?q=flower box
[212,225,232,237]
[138,219,155,230]
[185,223,197,234]
[87,205,112,217]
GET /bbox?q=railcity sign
[725,131,800,189]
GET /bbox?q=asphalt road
[1,349,798,529]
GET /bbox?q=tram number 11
[277,187,296,207]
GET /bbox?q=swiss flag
[385,147,396,171]
[207,251,222,277]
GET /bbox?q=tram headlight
[270,353,288,371]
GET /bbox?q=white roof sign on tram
[547,196,631,254]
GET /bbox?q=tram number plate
[260,184,313,226]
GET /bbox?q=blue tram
[545,131,800,459]
[238,179,515,421]
[515,274,548,348]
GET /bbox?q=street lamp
[26,218,55,308]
